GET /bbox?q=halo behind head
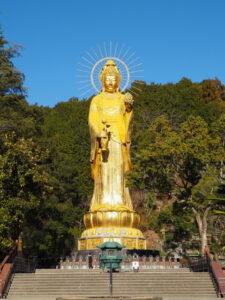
[77,43,143,96]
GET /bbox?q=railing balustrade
[188,247,225,298]
[0,242,37,298]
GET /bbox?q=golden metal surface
[78,237,146,251]
[78,60,146,250]
[83,210,140,229]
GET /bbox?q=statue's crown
[100,60,121,78]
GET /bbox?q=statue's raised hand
[123,93,134,112]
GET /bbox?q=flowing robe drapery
[88,92,133,211]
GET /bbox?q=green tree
[130,115,224,255]
[42,99,92,208]
[0,133,49,253]
[23,98,93,261]
[0,29,44,138]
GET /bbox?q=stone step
[16,270,205,273]
[9,285,215,289]
[13,274,211,278]
[17,271,202,275]
[11,278,214,283]
[6,296,219,300]
[10,286,216,289]
[34,270,192,274]
[35,268,191,273]
[9,288,216,293]
[9,292,217,297]
[9,290,216,295]
[36,270,193,273]
[8,268,217,298]
[10,286,214,291]
[23,270,208,273]
[12,277,212,282]
[11,281,213,286]
[10,288,215,292]
[9,290,217,296]
[9,293,217,297]
[11,278,213,282]
[11,281,214,286]
[15,272,210,276]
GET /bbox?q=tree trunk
[192,207,210,256]
[200,228,208,256]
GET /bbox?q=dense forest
[1,30,225,262]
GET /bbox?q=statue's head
[100,60,121,93]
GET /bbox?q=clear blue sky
[1,0,225,107]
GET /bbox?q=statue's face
[103,75,119,93]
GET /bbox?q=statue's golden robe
[89,92,133,211]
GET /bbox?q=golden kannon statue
[78,60,146,250]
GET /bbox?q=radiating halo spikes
[76,42,144,98]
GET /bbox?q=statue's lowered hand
[98,131,107,138]
[97,130,109,151]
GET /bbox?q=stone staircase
[7,268,218,299]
